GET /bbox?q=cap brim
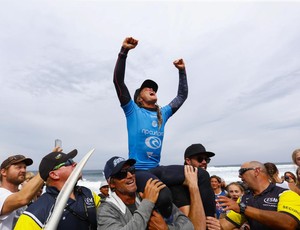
[66,149,77,159]
[140,79,158,92]
[111,158,136,177]
[189,152,215,158]
[14,158,33,166]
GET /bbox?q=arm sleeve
[14,214,42,230]
[113,47,132,106]
[168,69,188,114]
[277,190,300,224]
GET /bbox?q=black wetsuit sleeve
[113,47,131,106]
[168,69,188,114]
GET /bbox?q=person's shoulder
[0,187,11,194]
[280,189,300,199]
[26,193,53,211]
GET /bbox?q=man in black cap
[166,143,216,219]
[184,143,215,170]
[0,154,44,230]
[97,156,195,230]
[15,149,100,230]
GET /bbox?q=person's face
[51,159,77,181]
[295,152,300,167]
[3,162,27,186]
[110,165,137,196]
[186,154,211,170]
[210,178,221,190]
[138,87,157,105]
[238,163,258,189]
[100,185,109,197]
[227,184,243,201]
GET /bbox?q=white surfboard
[43,148,95,230]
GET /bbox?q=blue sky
[1,0,300,170]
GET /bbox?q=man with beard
[0,154,44,230]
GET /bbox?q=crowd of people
[1,37,300,229]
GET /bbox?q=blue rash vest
[122,100,173,170]
[113,47,188,170]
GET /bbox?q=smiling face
[109,164,137,198]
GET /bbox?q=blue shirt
[122,100,172,170]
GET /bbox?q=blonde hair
[292,149,300,165]
[137,95,163,129]
[25,171,35,181]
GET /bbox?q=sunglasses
[238,167,255,176]
[53,159,75,171]
[196,156,211,163]
[112,166,135,180]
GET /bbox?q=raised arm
[183,165,206,230]
[169,59,188,114]
[1,173,44,215]
[113,37,138,106]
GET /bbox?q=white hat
[100,180,108,189]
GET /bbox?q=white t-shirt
[276,180,290,189]
[0,187,26,230]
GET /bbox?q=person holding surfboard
[97,156,196,229]
[113,37,215,218]
[15,149,100,230]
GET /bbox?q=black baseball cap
[39,149,77,181]
[104,156,136,180]
[134,79,158,103]
[1,155,33,169]
[184,144,215,158]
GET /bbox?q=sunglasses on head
[238,167,255,176]
[53,159,75,171]
[196,156,211,163]
[112,166,135,180]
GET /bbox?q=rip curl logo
[152,121,158,127]
[113,157,125,167]
[145,136,161,149]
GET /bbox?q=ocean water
[77,163,297,194]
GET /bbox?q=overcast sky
[1,0,300,170]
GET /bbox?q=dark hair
[210,175,221,183]
[264,162,278,184]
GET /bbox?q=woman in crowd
[226,182,244,202]
[264,162,289,189]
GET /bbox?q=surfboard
[43,148,95,229]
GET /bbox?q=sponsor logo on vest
[145,136,161,149]
[84,197,95,208]
[142,129,164,136]
[264,197,278,205]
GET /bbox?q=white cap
[100,180,108,189]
